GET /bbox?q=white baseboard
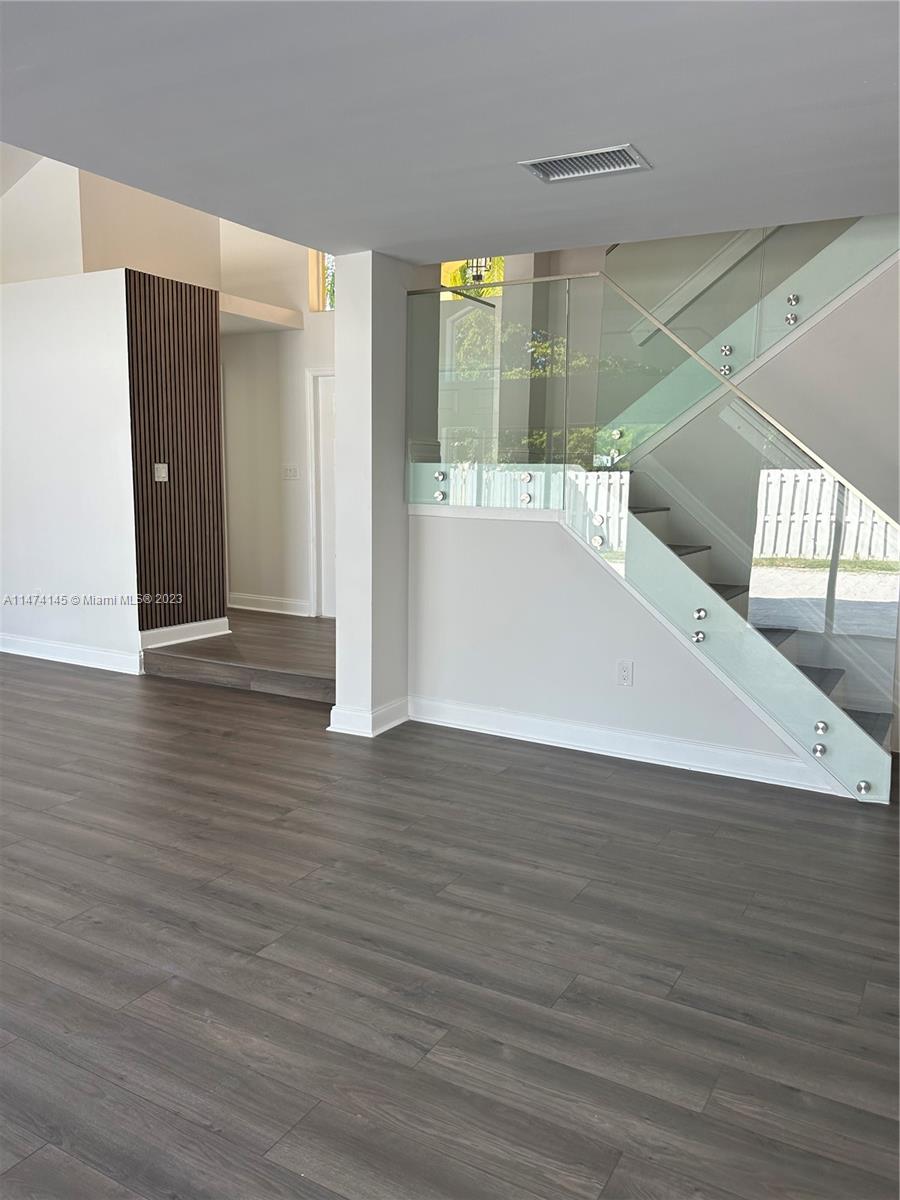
[407,695,841,796]
[0,633,142,675]
[140,618,230,650]
[328,698,409,738]
[229,593,311,616]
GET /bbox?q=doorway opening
[143,322,336,704]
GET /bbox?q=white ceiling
[1,2,897,264]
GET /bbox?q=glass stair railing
[404,224,898,801]
[583,215,899,463]
[406,276,572,508]
[407,219,898,505]
[566,390,899,804]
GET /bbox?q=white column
[328,251,415,736]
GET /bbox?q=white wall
[220,239,335,614]
[222,331,313,613]
[409,514,835,791]
[330,251,413,736]
[0,143,42,194]
[0,270,141,671]
[742,260,899,522]
[0,157,83,283]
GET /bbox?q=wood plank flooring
[0,652,897,1199]
[143,608,336,702]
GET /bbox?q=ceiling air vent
[519,144,651,184]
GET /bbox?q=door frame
[305,366,335,618]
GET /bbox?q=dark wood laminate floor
[0,653,897,1200]
[143,609,336,702]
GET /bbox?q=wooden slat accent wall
[124,270,226,632]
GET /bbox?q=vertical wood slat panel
[124,270,225,632]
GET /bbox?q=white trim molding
[328,698,409,738]
[0,634,142,675]
[140,617,230,649]
[305,366,335,618]
[228,594,311,617]
[407,695,841,796]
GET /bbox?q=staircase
[405,215,900,802]
[625,484,896,751]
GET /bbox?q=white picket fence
[753,470,898,562]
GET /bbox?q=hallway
[0,654,896,1200]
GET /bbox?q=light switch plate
[153,462,169,483]
[282,465,300,480]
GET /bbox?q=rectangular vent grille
[519,144,650,183]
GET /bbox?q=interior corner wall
[124,270,226,631]
[221,330,312,613]
[408,515,832,791]
[0,269,141,671]
[0,156,83,283]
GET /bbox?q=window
[309,250,336,311]
[441,257,505,291]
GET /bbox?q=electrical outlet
[282,465,300,481]
[616,658,634,687]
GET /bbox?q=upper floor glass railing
[407,216,898,504]
[605,216,897,373]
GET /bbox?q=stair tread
[796,663,845,696]
[757,626,798,648]
[711,582,749,600]
[668,543,711,557]
[844,709,893,746]
[629,505,671,514]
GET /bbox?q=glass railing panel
[567,275,721,466]
[607,217,895,373]
[409,461,564,509]
[657,216,896,373]
[750,472,900,749]
[755,214,899,357]
[604,226,769,326]
[566,471,892,801]
[653,228,774,374]
[406,280,569,506]
[611,391,897,787]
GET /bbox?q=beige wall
[0,146,319,312]
[79,170,221,288]
[219,220,308,310]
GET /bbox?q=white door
[316,375,336,618]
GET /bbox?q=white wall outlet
[616,658,634,687]
[153,462,169,483]
[282,465,300,480]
